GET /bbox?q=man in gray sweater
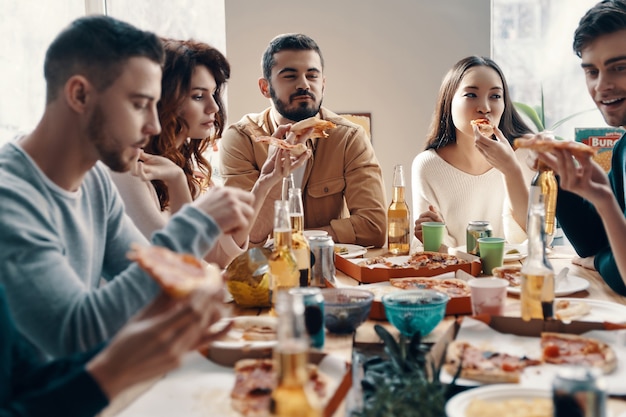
[0,15,254,359]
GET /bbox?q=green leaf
[514,102,545,131]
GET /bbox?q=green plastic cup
[477,237,506,275]
[422,222,445,252]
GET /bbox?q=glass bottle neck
[392,185,406,203]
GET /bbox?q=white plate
[211,316,277,349]
[446,385,551,417]
[503,243,528,262]
[507,274,589,296]
[335,243,368,258]
[116,351,346,417]
[550,297,626,322]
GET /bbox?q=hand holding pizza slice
[471,118,495,137]
[127,243,222,298]
[514,136,596,158]
[254,117,336,156]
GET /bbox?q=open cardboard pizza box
[430,315,626,395]
[349,270,474,320]
[334,250,481,284]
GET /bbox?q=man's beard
[88,104,130,172]
[269,85,322,122]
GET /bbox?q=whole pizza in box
[575,127,624,173]
[335,251,481,284]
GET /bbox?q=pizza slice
[444,340,542,383]
[541,332,617,373]
[230,358,327,417]
[290,117,336,138]
[492,265,522,287]
[514,137,597,158]
[254,136,308,156]
[554,299,591,322]
[127,244,220,298]
[471,118,495,137]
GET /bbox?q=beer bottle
[529,161,558,246]
[387,164,410,255]
[269,200,299,314]
[520,201,555,321]
[270,292,322,417]
[282,173,294,201]
[288,188,311,287]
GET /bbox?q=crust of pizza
[541,332,617,374]
[471,118,495,137]
[554,299,591,322]
[513,137,596,157]
[127,244,217,298]
[254,136,308,156]
[444,341,524,383]
[492,265,522,287]
[290,117,336,139]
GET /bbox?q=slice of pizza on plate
[541,332,617,374]
[444,340,542,384]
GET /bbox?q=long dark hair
[145,38,230,211]
[425,56,532,151]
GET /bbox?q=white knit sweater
[411,149,531,248]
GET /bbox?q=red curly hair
[145,38,230,211]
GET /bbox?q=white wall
[225,0,490,213]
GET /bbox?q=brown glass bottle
[387,164,410,255]
[270,292,322,417]
[520,201,555,321]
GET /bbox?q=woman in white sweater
[110,38,309,268]
[412,56,534,248]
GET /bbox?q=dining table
[100,238,626,417]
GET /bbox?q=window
[493,0,605,137]
[0,0,225,146]
[0,0,85,144]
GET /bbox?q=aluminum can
[309,235,336,287]
[289,287,325,349]
[552,366,606,417]
[466,220,493,256]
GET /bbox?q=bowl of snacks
[382,289,449,337]
[225,247,271,307]
[321,288,374,334]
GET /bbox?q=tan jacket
[219,107,387,247]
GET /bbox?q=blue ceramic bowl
[321,288,374,334]
[382,289,449,337]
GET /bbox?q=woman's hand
[131,150,186,184]
[473,125,519,175]
[414,205,444,241]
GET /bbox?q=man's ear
[259,78,271,98]
[64,75,92,113]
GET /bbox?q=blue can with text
[289,287,325,349]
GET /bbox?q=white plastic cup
[468,278,509,316]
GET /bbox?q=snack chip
[225,247,271,307]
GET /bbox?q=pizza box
[334,250,481,284]
[350,270,473,320]
[575,127,624,173]
[430,315,626,395]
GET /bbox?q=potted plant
[349,325,458,417]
